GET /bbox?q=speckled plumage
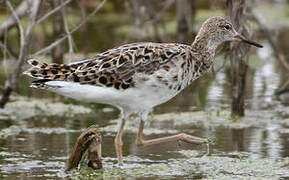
[25,42,203,112]
[24,17,262,165]
[25,18,229,111]
[26,43,203,90]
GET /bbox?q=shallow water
[1,46,289,179]
[1,3,289,178]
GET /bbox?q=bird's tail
[23,59,76,89]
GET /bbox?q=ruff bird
[24,17,263,165]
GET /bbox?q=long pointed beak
[234,34,263,48]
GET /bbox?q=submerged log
[66,125,102,171]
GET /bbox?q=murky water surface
[0,48,289,179]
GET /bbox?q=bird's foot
[117,163,125,169]
[197,137,214,157]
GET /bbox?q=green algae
[0,97,91,121]
[1,106,288,179]
[0,97,91,138]
[60,152,289,180]
[0,125,81,138]
[95,107,286,136]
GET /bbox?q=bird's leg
[114,117,126,166]
[136,120,209,149]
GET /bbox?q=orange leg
[136,120,210,149]
[114,118,126,166]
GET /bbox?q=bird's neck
[184,33,221,83]
[191,34,220,57]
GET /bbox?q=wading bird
[24,17,262,165]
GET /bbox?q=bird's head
[196,17,263,49]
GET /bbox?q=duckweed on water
[0,126,82,138]
[0,97,91,138]
[60,152,289,179]
[99,109,283,136]
[0,98,91,121]
[0,99,288,179]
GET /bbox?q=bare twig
[33,0,106,56]
[148,0,175,25]
[36,0,71,25]
[226,0,250,117]
[177,0,193,44]
[0,41,15,60]
[6,1,25,50]
[0,0,42,108]
[129,0,144,40]
[79,0,87,20]
[25,0,41,36]
[145,0,175,41]
[0,0,26,108]
[0,0,33,38]
[61,0,74,59]
[2,19,9,78]
[79,0,89,54]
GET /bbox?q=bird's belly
[45,81,178,111]
[126,84,178,109]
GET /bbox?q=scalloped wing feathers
[24,43,190,90]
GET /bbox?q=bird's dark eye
[224,24,231,30]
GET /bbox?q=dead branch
[226,0,251,117]
[50,0,66,64]
[148,0,175,25]
[177,0,195,44]
[66,125,102,171]
[61,0,74,57]
[0,0,25,107]
[129,0,145,40]
[0,41,16,59]
[125,0,175,41]
[79,0,89,54]
[1,28,15,79]
[25,0,41,36]
[1,26,9,77]
[33,0,106,56]
[0,0,42,108]
[145,0,176,41]
[6,1,25,50]
[0,0,72,61]
[0,0,33,38]
[35,0,72,25]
